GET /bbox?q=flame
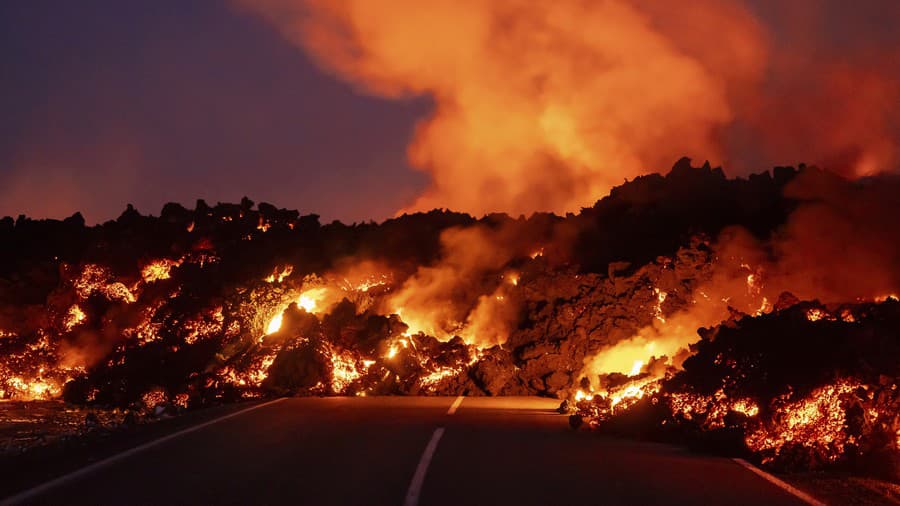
[574,377,662,422]
[393,307,428,338]
[329,350,363,393]
[754,296,772,316]
[667,389,760,428]
[75,264,136,303]
[141,389,168,408]
[745,379,862,464]
[344,274,389,292]
[63,305,86,331]
[586,339,660,377]
[264,265,293,283]
[264,286,335,334]
[266,311,284,335]
[141,259,181,283]
[419,365,463,389]
[628,360,644,376]
[732,399,760,418]
[221,352,277,390]
[840,309,856,323]
[805,308,830,322]
[297,290,323,312]
[385,337,408,359]
[653,288,667,323]
[1,376,61,401]
[608,377,660,410]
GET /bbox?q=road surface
[3,396,813,505]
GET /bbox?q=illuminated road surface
[3,397,811,505]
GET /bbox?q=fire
[628,360,644,376]
[667,390,760,429]
[74,264,136,303]
[141,259,181,283]
[141,388,168,408]
[585,339,660,378]
[805,308,833,322]
[63,305,86,331]
[385,337,409,359]
[251,354,276,386]
[266,312,284,335]
[572,377,662,424]
[652,288,667,323]
[264,286,334,334]
[341,274,389,293]
[174,393,190,408]
[419,365,463,389]
[393,308,428,338]
[298,289,323,312]
[608,377,660,410]
[745,271,762,297]
[2,163,897,486]
[745,380,863,464]
[840,309,856,323]
[732,399,760,418]
[264,265,293,283]
[754,296,771,316]
[221,352,277,390]
[0,376,61,401]
[329,350,364,393]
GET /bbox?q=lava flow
[0,160,898,478]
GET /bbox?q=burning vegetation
[0,159,898,478]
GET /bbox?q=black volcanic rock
[0,160,868,406]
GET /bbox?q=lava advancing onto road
[0,159,898,478]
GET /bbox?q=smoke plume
[239,0,899,217]
[585,168,900,377]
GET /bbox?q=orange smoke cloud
[384,224,517,345]
[240,0,899,216]
[238,0,768,216]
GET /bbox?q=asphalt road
[3,396,812,505]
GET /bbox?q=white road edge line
[1,397,287,506]
[446,395,465,415]
[404,427,445,506]
[732,458,825,506]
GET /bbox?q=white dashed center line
[446,395,465,415]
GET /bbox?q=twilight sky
[2,0,898,223]
[1,0,430,223]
